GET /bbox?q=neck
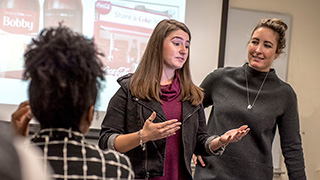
[161,69,175,85]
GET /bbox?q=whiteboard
[0,0,187,128]
[225,8,292,171]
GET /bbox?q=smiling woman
[247,18,287,72]
[193,18,306,180]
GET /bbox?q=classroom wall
[228,0,320,180]
[185,0,222,85]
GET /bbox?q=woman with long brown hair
[99,19,249,180]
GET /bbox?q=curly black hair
[24,25,105,131]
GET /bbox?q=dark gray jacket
[99,74,221,179]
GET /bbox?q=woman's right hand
[113,112,181,153]
[140,112,181,143]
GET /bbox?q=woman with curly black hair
[11,25,135,180]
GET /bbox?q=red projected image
[0,0,186,113]
[0,0,40,79]
[94,1,170,76]
[0,0,182,79]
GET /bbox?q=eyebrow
[252,37,274,46]
[171,36,190,45]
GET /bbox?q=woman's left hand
[219,125,250,145]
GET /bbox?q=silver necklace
[245,67,269,110]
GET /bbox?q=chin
[249,61,263,70]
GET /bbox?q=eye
[264,44,272,48]
[172,41,181,46]
[251,40,259,45]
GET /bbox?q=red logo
[103,66,130,77]
[0,9,39,34]
[96,1,111,15]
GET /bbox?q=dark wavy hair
[23,25,105,131]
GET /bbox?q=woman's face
[247,27,280,72]
[162,29,190,72]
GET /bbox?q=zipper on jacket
[138,101,149,179]
[183,105,200,123]
[181,105,201,177]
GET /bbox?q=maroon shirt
[151,74,185,180]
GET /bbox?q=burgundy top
[150,74,185,180]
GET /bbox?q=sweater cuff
[205,135,225,156]
[107,133,120,150]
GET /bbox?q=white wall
[185,0,222,85]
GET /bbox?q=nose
[180,45,188,55]
[255,44,262,53]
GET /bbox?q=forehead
[252,27,278,43]
[166,29,190,41]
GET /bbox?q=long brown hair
[130,19,203,105]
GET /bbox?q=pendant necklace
[245,67,269,110]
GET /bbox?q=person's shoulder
[218,65,241,73]
[206,66,240,79]
[280,80,297,96]
[270,71,296,93]
[270,74,297,99]
[117,73,133,82]
[117,73,133,86]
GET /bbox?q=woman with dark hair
[193,18,306,180]
[98,19,250,180]
[11,25,135,180]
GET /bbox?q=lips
[252,55,264,60]
[176,57,185,61]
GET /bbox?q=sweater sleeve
[277,86,306,180]
[200,72,215,108]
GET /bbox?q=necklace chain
[245,67,269,110]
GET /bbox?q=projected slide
[0,0,186,119]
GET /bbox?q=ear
[274,51,281,60]
[86,105,94,127]
[80,105,94,134]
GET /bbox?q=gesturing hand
[195,125,250,167]
[140,112,181,143]
[11,101,33,137]
[219,125,250,145]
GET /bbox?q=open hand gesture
[140,112,182,143]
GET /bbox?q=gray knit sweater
[194,63,306,180]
